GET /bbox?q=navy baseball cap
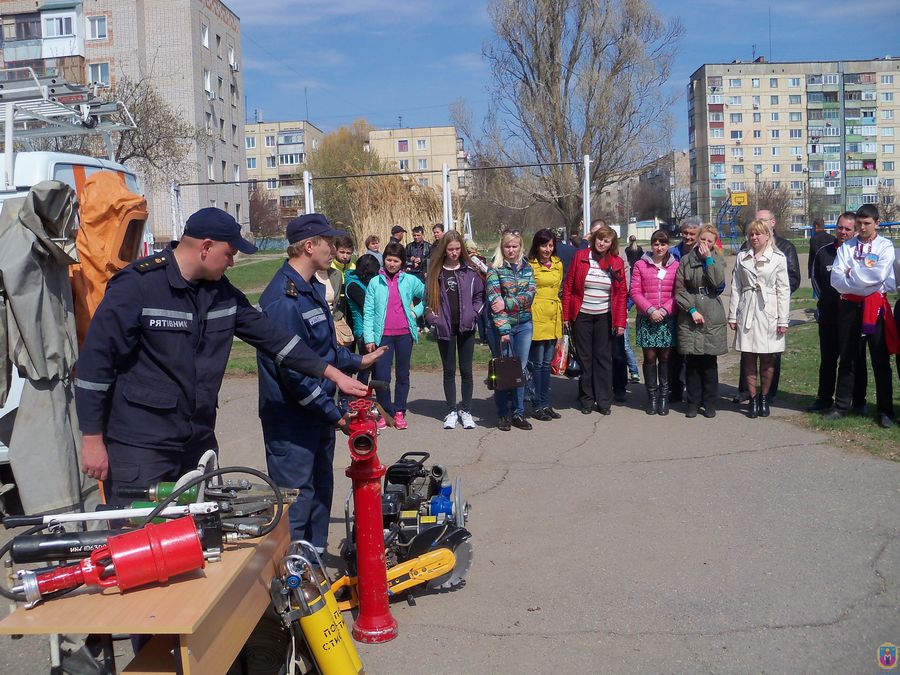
[184,207,257,254]
[391,225,406,235]
[286,213,347,244]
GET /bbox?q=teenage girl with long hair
[527,228,563,421]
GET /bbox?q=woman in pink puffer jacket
[630,229,680,416]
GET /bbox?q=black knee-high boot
[643,363,658,415]
[657,363,669,416]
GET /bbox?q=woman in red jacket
[562,225,628,415]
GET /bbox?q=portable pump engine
[342,451,472,591]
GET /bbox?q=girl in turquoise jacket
[363,242,425,430]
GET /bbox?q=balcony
[2,38,42,62]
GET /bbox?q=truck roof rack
[0,66,136,189]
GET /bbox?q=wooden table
[0,517,289,674]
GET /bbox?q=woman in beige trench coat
[728,219,791,418]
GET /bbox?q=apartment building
[366,126,469,193]
[244,119,323,214]
[689,57,900,226]
[0,0,247,243]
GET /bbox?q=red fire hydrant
[344,392,398,643]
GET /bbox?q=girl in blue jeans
[527,229,564,421]
[486,231,536,431]
[363,242,425,430]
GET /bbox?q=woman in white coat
[728,219,791,418]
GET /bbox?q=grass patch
[226,257,284,293]
[778,321,899,459]
[226,333,493,376]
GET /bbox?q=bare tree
[478,0,683,232]
[877,185,900,223]
[29,75,204,189]
[248,186,281,248]
[742,181,794,234]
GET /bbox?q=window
[790,129,803,139]
[730,113,742,123]
[247,157,257,170]
[753,164,763,173]
[398,140,409,152]
[790,181,803,190]
[87,16,107,39]
[233,164,240,182]
[771,147,780,156]
[881,92,894,102]
[789,146,802,156]
[732,165,744,175]
[731,147,743,158]
[279,154,302,165]
[789,112,802,122]
[266,156,276,168]
[266,178,278,190]
[230,84,238,107]
[708,94,723,104]
[417,158,428,170]
[882,75,894,84]
[221,160,226,181]
[753,130,762,139]
[885,161,895,170]
[709,145,725,154]
[45,15,74,37]
[730,181,745,190]
[215,34,222,58]
[824,74,838,84]
[710,128,724,138]
[201,23,209,48]
[207,157,215,181]
[824,161,841,172]
[265,135,276,147]
[771,181,781,188]
[882,110,895,120]
[203,69,211,96]
[205,112,212,135]
[731,130,743,140]
[883,128,895,137]
[771,164,781,174]
[245,136,256,149]
[88,63,110,85]
[279,132,304,145]
[709,112,724,122]
[789,94,801,104]
[218,118,225,141]
[788,77,800,88]
[228,46,235,68]
[882,178,895,187]
[752,112,761,123]
[771,129,780,139]
[729,78,742,87]
[769,78,778,88]
[790,163,803,173]
[232,124,237,144]
[416,139,427,150]
[418,178,429,187]
[398,159,409,170]
[217,76,224,99]
[752,78,760,88]
[770,95,779,105]
[728,96,742,105]
[753,147,762,156]
[770,112,779,122]
[752,95,760,107]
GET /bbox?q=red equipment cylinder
[344,397,398,643]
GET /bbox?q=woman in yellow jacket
[528,228,564,421]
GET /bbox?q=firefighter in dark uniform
[257,214,385,551]
[74,207,372,505]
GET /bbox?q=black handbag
[487,342,524,391]
[565,337,582,378]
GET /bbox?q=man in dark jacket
[808,217,835,281]
[257,214,386,550]
[734,209,801,402]
[405,225,432,280]
[807,212,866,413]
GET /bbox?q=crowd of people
[74,204,898,557]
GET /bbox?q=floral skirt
[636,314,676,348]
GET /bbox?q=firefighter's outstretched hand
[360,345,388,369]
[336,416,350,436]
[81,434,109,481]
[324,365,370,398]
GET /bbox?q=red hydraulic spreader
[344,390,398,643]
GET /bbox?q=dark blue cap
[286,213,347,244]
[184,207,257,254]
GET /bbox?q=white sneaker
[442,410,459,429]
[459,410,476,429]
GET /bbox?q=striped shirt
[580,257,611,315]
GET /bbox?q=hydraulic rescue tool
[0,465,287,607]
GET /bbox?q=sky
[228,0,900,151]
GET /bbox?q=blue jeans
[624,325,639,376]
[373,333,413,415]
[493,322,533,418]
[529,339,555,409]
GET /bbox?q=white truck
[0,68,146,512]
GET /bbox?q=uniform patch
[135,255,168,273]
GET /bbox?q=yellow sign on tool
[731,192,749,206]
